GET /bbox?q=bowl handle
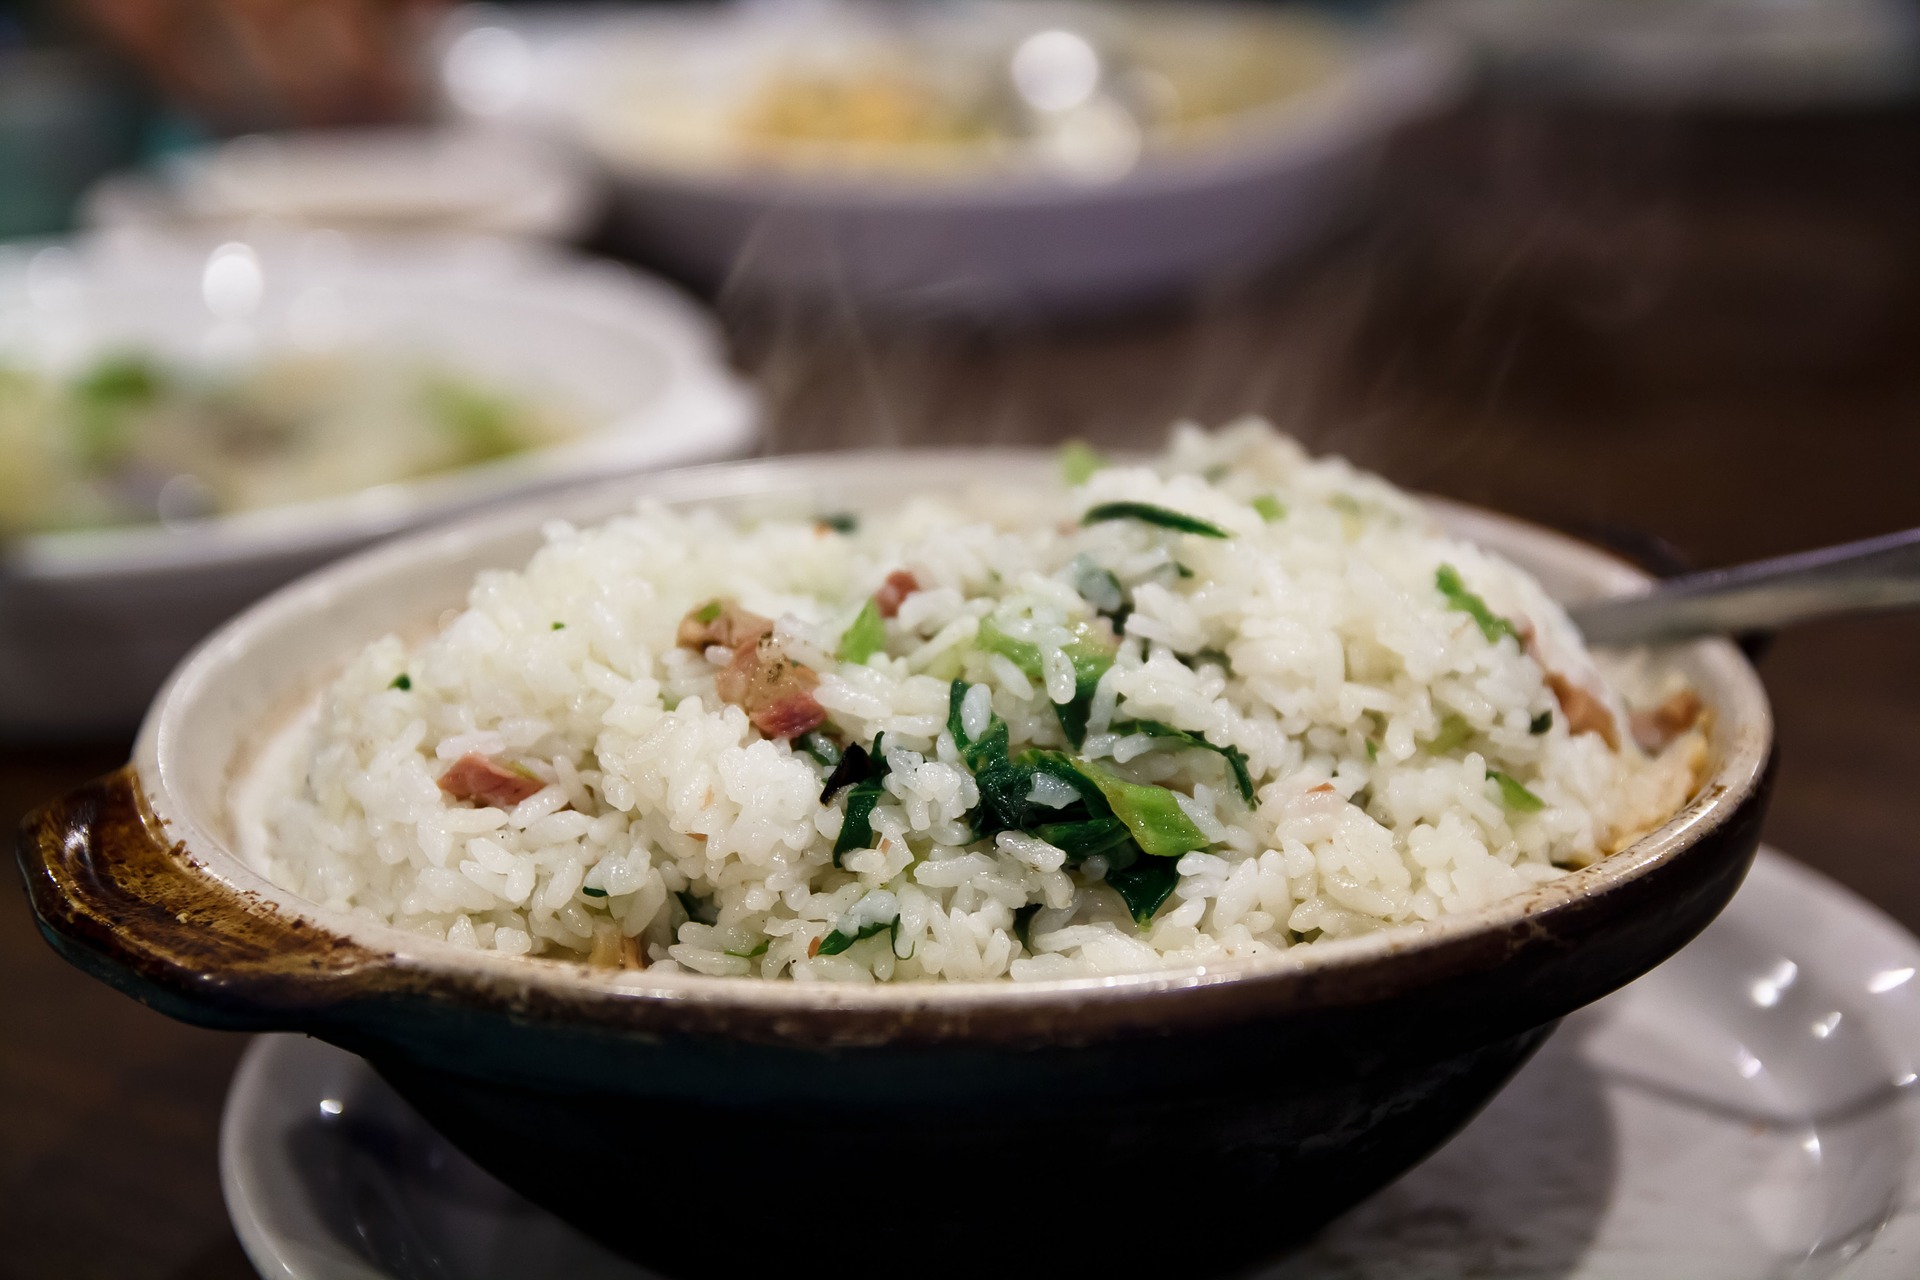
[16,766,387,1032]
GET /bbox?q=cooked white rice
[240,421,1705,982]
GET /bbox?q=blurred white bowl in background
[0,229,755,738]
[439,3,1463,316]
[82,126,600,242]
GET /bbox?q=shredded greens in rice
[247,422,1708,981]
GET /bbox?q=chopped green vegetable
[1184,648,1233,673]
[1529,711,1552,735]
[551,621,566,631]
[1252,494,1286,522]
[1107,860,1182,927]
[829,735,891,865]
[975,619,1114,747]
[1060,440,1106,485]
[580,885,608,898]
[692,600,724,624]
[815,916,897,957]
[1365,738,1379,762]
[1082,501,1229,539]
[389,674,411,691]
[1069,557,1127,616]
[1109,720,1256,806]
[838,598,887,665]
[1427,713,1473,755]
[724,939,770,958]
[948,682,1036,837]
[1075,762,1211,859]
[676,891,718,927]
[818,512,858,533]
[1032,817,1135,862]
[1012,902,1043,950]
[1436,564,1519,644]
[798,731,843,767]
[1490,770,1546,813]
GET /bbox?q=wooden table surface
[5,101,1918,1278]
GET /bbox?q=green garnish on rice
[1489,770,1547,813]
[1060,439,1106,485]
[1436,564,1520,644]
[1082,501,1229,539]
[837,598,887,664]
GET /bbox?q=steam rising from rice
[243,422,1704,982]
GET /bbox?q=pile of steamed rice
[241,422,1707,982]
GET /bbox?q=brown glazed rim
[19,452,1774,1047]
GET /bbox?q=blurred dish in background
[1416,0,1920,106]
[0,349,584,536]
[442,2,1461,315]
[0,230,755,738]
[82,127,598,241]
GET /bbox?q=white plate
[0,229,755,737]
[220,847,1920,1279]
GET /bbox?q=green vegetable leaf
[1106,859,1182,927]
[1529,711,1552,735]
[1075,761,1211,858]
[974,621,1114,748]
[1436,564,1519,644]
[1365,738,1380,762]
[815,916,897,957]
[828,734,891,865]
[676,891,718,927]
[551,621,566,631]
[1060,440,1106,485]
[1012,902,1043,950]
[798,731,843,767]
[817,513,858,533]
[838,598,887,664]
[692,600,723,624]
[1252,494,1286,522]
[948,682,1036,836]
[580,885,608,898]
[724,939,770,958]
[1427,713,1473,755]
[389,674,411,691]
[1082,501,1229,539]
[1490,770,1546,813]
[1032,817,1135,862]
[1109,720,1256,807]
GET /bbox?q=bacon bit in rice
[438,753,545,808]
[715,634,826,739]
[676,599,773,652]
[807,935,823,958]
[620,934,644,970]
[873,570,920,618]
[1544,672,1620,751]
[1308,782,1336,793]
[1631,690,1705,754]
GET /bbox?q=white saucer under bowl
[221,847,1920,1279]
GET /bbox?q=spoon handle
[1569,527,1920,646]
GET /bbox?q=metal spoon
[1569,527,1920,646]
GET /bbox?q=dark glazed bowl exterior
[18,452,1774,1278]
